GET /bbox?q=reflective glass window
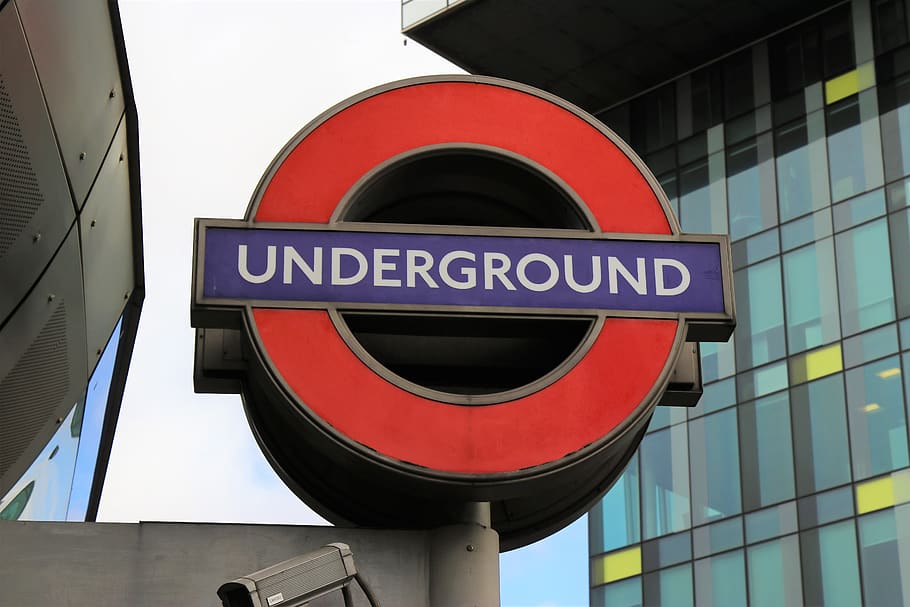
[679,153,727,235]
[678,65,724,138]
[631,85,676,153]
[836,218,895,335]
[797,486,855,528]
[791,375,852,495]
[737,361,788,402]
[732,228,779,267]
[643,563,693,607]
[724,50,755,119]
[641,424,691,539]
[690,377,736,420]
[873,0,909,53]
[739,392,795,510]
[67,316,122,521]
[801,521,862,607]
[832,188,886,232]
[693,516,743,559]
[694,550,747,607]
[689,409,740,526]
[726,134,777,240]
[781,207,832,252]
[858,504,910,607]
[658,172,679,221]
[592,577,642,607]
[880,73,910,182]
[827,91,884,202]
[745,502,798,544]
[0,404,81,520]
[783,238,840,353]
[843,324,899,368]
[642,532,691,572]
[747,535,803,607]
[700,338,736,384]
[890,208,910,318]
[734,258,786,370]
[775,112,830,221]
[648,404,686,433]
[845,356,909,480]
[591,452,640,554]
[887,175,910,211]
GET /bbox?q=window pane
[727,134,777,240]
[827,91,884,202]
[693,516,743,558]
[797,486,855,528]
[832,189,886,232]
[845,356,909,480]
[890,208,910,318]
[776,112,830,221]
[694,550,747,607]
[593,577,642,607]
[631,85,676,153]
[858,504,910,607]
[801,521,862,607]
[689,409,741,526]
[690,377,737,419]
[643,563,694,607]
[781,207,832,251]
[700,338,736,383]
[791,375,852,494]
[679,153,727,234]
[745,502,798,544]
[735,258,786,370]
[642,532,691,571]
[836,219,895,335]
[880,74,910,182]
[740,392,796,509]
[843,324,899,368]
[783,239,840,353]
[591,453,640,554]
[747,535,803,607]
[642,425,691,539]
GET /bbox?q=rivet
[90,219,96,227]
[96,349,102,356]
[79,152,86,161]
[32,233,41,243]
[56,418,63,424]
[466,544,475,552]
[124,292,130,300]
[119,153,124,162]
[109,89,116,99]
[47,294,55,302]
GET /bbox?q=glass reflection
[641,424,691,539]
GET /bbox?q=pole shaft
[428,502,500,607]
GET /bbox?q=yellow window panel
[825,62,876,105]
[856,475,895,514]
[789,344,842,385]
[593,546,641,585]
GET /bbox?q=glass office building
[404,1,910,604]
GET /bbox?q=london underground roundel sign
[191,76,734,549]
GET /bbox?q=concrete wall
[0,521,430,606]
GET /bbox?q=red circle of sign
[250,79,680,474]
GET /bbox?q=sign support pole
[428,502,500,606]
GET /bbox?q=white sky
[99,2,587,605]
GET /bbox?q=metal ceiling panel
[79,116,133,372]
[0,227,87,498]
[0,3,75,327]
[15,0,125,210]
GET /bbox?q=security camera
[217,542,378,607]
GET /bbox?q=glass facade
[0,316,125,521]
[590,2,910,604]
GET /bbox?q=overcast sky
[98,1,588,605]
